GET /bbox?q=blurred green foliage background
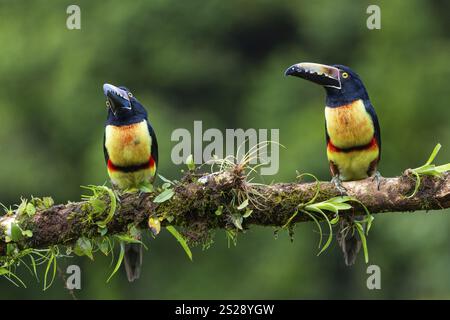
[0,0,449,299]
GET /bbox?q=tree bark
[0,169,449,254]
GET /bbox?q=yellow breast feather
[327,147,379,181]
[105,120,152,166]
[108,167,155,189]
[325,100,374,149]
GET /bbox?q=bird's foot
[331,176,348,196]
[137,184,154,205]
[111,188,122,204]
[372,171,383,191]
[138,182,154,194]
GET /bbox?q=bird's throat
[325,99,375,149]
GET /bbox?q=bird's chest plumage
[105,120,152,166]
[325,99,379,180]
[325,100,374,149]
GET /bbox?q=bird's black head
[103,83,148,125]
[285,62,369,107]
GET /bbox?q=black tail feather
[124,243,143,282]
[336,219,362,266]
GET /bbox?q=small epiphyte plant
[283,174,373,261]
[406,143,450,198]
[81,185,117,230]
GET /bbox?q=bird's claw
[372,171,383,191]
[111,188,122,203]
[331,176,348,196]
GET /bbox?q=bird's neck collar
[325,87,369,108]
[106,113,146,126]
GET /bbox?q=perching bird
[103,83,158,281]
[285,62,381,265]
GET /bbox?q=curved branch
[0,169,449,255]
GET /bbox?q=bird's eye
[342,72,349,79]
[106,100,111,108]
[128,92,133,98]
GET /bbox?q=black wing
[147,121,158,168]
[103,132,109,164]
[364,99,381,158]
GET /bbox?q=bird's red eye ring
[342,72,349,79]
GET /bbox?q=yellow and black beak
[285,62,341,89]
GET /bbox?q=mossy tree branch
[1,168,449,255]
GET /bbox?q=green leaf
[365,215,375,235]
[355,222,369,263]
[22,230,33,238]
[2,269,26,288]
[139,184,154,193]
[29,255,38,279]
[114,234,141,244]
[435,163,450,173]
[25,203,36,216]
[158,174,175,185]
[90,199,107,213]
[407,171,421,198]
[333,203,353,211]
[129,225,140,238]
[98,239,109,256]
[296,173,321,205]
[107,242,125,283]
[408,144,449,198]
[329,196,353,203]
[186,154,195,171]
[98,226,108,236]
[161,182,171,190]
[308,203,338,214]
[43,253,57,290]
[16,200,27,216]
[225,229,237,248]
[243,209,253,218]
[74,237,93,260]
[0,267,9,276]
[96,186,117,227]
[237,199,249,210]
[425,143,441,165]
[42,197,54,208]
[330,215,339,225]
[10,223,23,242]
[215,205,223,216]
[308,208,333,256]
[230,214,243,230]
[153,189,174,203]
[166,226,193,261]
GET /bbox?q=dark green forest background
[0,0,449,299]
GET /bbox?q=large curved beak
[285,62,341,89]
[103,83,131,115]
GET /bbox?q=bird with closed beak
[102,83,158,281]
[285,62,381,265]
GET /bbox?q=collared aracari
[103,83,158,281]
[285,62,381,265]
